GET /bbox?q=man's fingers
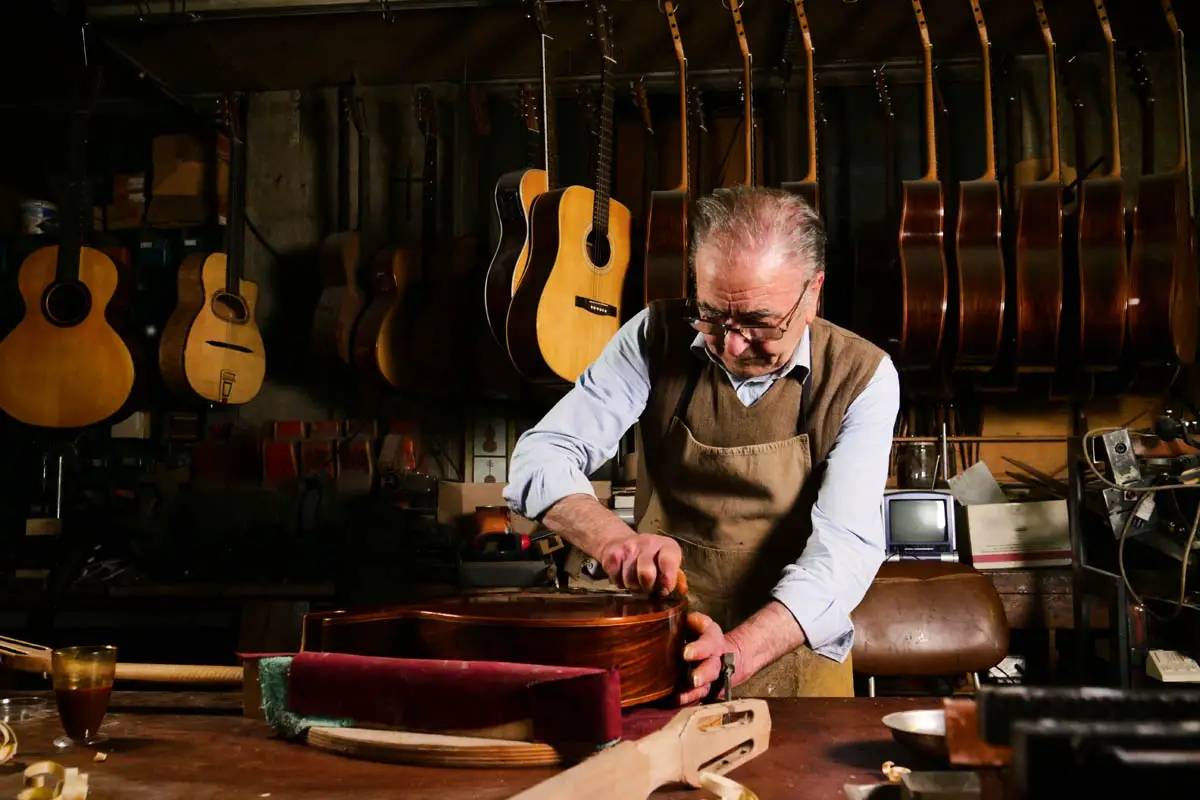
[635,548,658,592]
[654,546,682,596]
[678,684,711,706]
[687,654,723,690]
[682,615,724,662]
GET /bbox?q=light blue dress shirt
[503,306,900,661]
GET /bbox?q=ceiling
[4,0,1195,102]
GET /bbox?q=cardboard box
[145,132,227,227]
[965,500,1071,570]
[437,480,612,536]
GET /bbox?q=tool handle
[115,663,243,684]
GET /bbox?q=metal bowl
[882,708,948,760]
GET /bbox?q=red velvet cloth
[286,651,623,746]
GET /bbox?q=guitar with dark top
[1012,0,1063,374]
[312,79,371,367]
[159,93,265,405]
[484,0,556,349]
[0,75,136,428]
[642,0,690,305]
[779,0,818,214]
[505,1,631,384]
[895,0,948,370]
[953,0,1004,373]
[1126,0,1196,392]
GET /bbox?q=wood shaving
[17,760,88,800]
[881,761,911,784]
[92,752,107,763]
[0,722,15,765]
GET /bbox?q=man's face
[693,242,823,379]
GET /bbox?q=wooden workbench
[0,691,945,799]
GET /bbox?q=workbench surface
[0,691,943,799]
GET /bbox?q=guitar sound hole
[212,292,250,324]
[41,281,92,328]
[587,228,612,268]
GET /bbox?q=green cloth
[257,655,354,739]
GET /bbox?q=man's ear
[803,272,826,323]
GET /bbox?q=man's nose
[723,329,750,357]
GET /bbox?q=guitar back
[484,167,548,347]
[312,230,365,365]
[954,179,1004,370]
[161,252,265,404]
[1014,182,1064,371]
[352,246,418,388]
[0,245,135,428]
[643,188,688,304]
[1076,177,1128,367]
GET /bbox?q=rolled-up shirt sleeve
[503,308,653,520]
[770,355,899,661]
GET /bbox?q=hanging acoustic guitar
[779,0,818,213]
[0,74,136,428]
[159,93,266,405]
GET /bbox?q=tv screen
[889,498,948,545]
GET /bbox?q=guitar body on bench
[159,252,265,404]
[0,245,135,428]
[506,185,631,382]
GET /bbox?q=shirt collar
[689,325,812,384]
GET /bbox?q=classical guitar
[730,0,755,187]
[895,0,948,371]
[1069,0,1129,373]
[779,0,818,214]
[952,0,1004,373]
[483,0,556,349]
[159,93,266,405]
[351,90,433,389]
[505,1,632,384]
[642,0,690,305]
[1013,0,1063,374]
[0,81,136,428]
[312,79,371,367]
[1126,0,1196,390]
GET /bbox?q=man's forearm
[541,493,633,556]
[724,600,807,685]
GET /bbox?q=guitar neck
[1094,0,1121,178]
[665,1,689,194]
[336,85,351,231]
[56,108,90,284]
[730,0,754,186]
[421,129,438,276]
[1032,0,1061,182]
[591,33,616,235]
[225,96,248,290]
[1163,0,1192,207]
[913,0,937,182]
[541,32,559,189]
[795,0,817,184]
[971,0,996,181]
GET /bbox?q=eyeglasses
[684,287,807,342]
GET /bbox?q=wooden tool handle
[510,739,659,800]
[114,663,243,684]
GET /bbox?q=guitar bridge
[575,297,617,318]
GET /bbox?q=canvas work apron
[634,356,854,698]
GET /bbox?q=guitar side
[954,179,1005,370]
[1014,183,1064,372]
[1076,177,1128,367]
[896,180,948,367]
[484,167,547,347]
[312,230,366,366]
[161,253,266,404]
[507,187,631,383]
[352,246,419,389]
[643,188,688,304]
[0,245,135,428]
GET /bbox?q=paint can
[20,200,58,235]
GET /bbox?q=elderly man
[503,186,899,703]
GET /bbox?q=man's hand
[679,611,738,706]
[595,532,683,596]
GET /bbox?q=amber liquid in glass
[54,685,112,741]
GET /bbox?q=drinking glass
[51,645,116,749]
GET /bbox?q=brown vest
[635,298,886,531]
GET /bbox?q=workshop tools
[0,635,243,685]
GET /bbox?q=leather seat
[851,561,1009,679]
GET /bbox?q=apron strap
[798,367,812,436]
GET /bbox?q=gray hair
[690,186,826,281]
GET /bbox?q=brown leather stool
[850,561,1010,697]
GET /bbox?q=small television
[882,490,958,560]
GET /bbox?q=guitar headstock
[729,0,749,60]
[349,75,368,139]
[689,85,707,133]
[517,83,541,135]
[416,87,438,139]
[218,92,246,143]
[632,76,653,135]
[1125,47,1155,110]
[664,0,685,65]
[911,0,930,51]
[1092,0,1114,45]
[1031,0,1054,49]
[587,0,614,62]
[874,67,894,122]
[527,0,550,37]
